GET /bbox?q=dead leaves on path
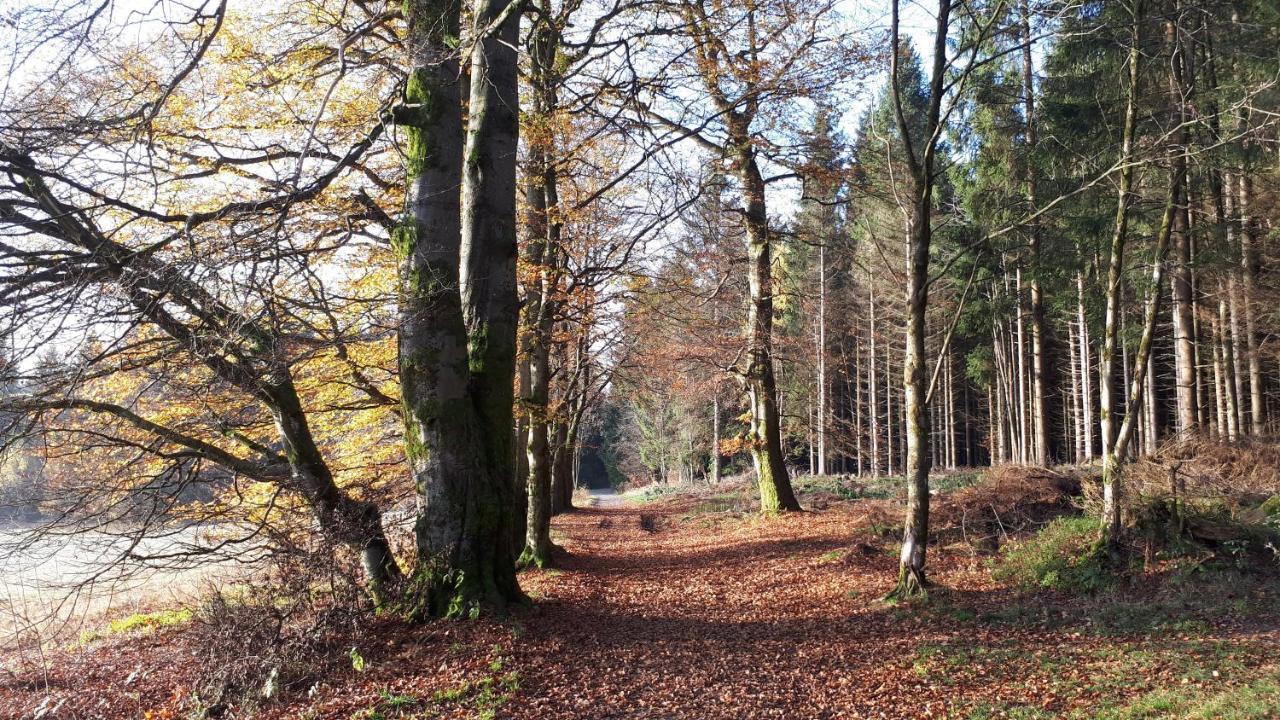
[4,492,1279,719]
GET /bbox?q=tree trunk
[1228,276,1246,434]
[1069,319,1083,462]
[711,384,722,483]
[1239,175,1264,435]
[869,282,881,477]
[817,239,828,474]
[396,0,523,617]
[1168,13,1197,439]
[1077,272,1095,460]
[1015,270,1030,463]
[551,421,572,512]
[270,381,402,603]
[888,0,949,597]
[519,10,561,568]
[736,135,800,513]
[1102,174,1175,545]
[894,201,933,597]
[1020,0,1049,465]
[1099,1,1144,543]
[886,340,895,476]
[855,338,864,476]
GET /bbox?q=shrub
[993,516,1112,593]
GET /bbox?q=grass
[78,607,192,645]
[792,469,983,501]
[992,516,1112,593]
[1090,667,1280,719]
[966,666,1280,719]
[916,620,1277,719]
[817,549,843,563]
[350,690,422,720]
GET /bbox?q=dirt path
[506,501,946,718]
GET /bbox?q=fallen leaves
[4,490,1279,719]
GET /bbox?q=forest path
[584,486,624,508]
[504,497,1280,719]
[506,499,967,718]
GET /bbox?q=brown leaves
[6,489,1280,719]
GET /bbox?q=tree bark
[869,282,881,477]
[1099,0,1144,543]
[1167,13,1197,439]
[887,0,950,598]
[1238,174,1264,435]
[817,238,828,474]
[518,3,561,569]
[1077,272,1095,460]
[737,139,801,513]
[396,0,523,617]
[1020,0,1048,464]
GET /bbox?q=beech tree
[396,0,525,615]
[622,0,864,513]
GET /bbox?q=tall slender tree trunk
[711,383,722,483]
[817,239,828,474]
[869,282,881,478]
[1228,277,1246,434]
[1168,12,1198,440]
[855,339,864,476]
[1239,175,1264,435]
[1077,272,1095,460]
[1219,286,1240,440]
[1015,270,1030,463]
[887,0,950,598]
[735,132,800,513]
[1212,305,1228,439]
[1099,0,1145,543]
[1021,1,1049,465]
[1145,350,1158,452]
[1069,321,1084,462]
[895,201,933,596]
[886,340,895,476]
[518,6,564,568]
[1101,169,1176,548]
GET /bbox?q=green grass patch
[993,516,1112,593]
[1088,667,1280,719]
[78,607,192,644]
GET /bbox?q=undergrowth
[992,516,1112,593]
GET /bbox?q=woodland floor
[4,478,1280,719]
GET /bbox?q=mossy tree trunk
[519,6,563,567]
[396,0,523,618]
[886,0,951,599]
[458,0,524,606]
[736,138,801,515]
